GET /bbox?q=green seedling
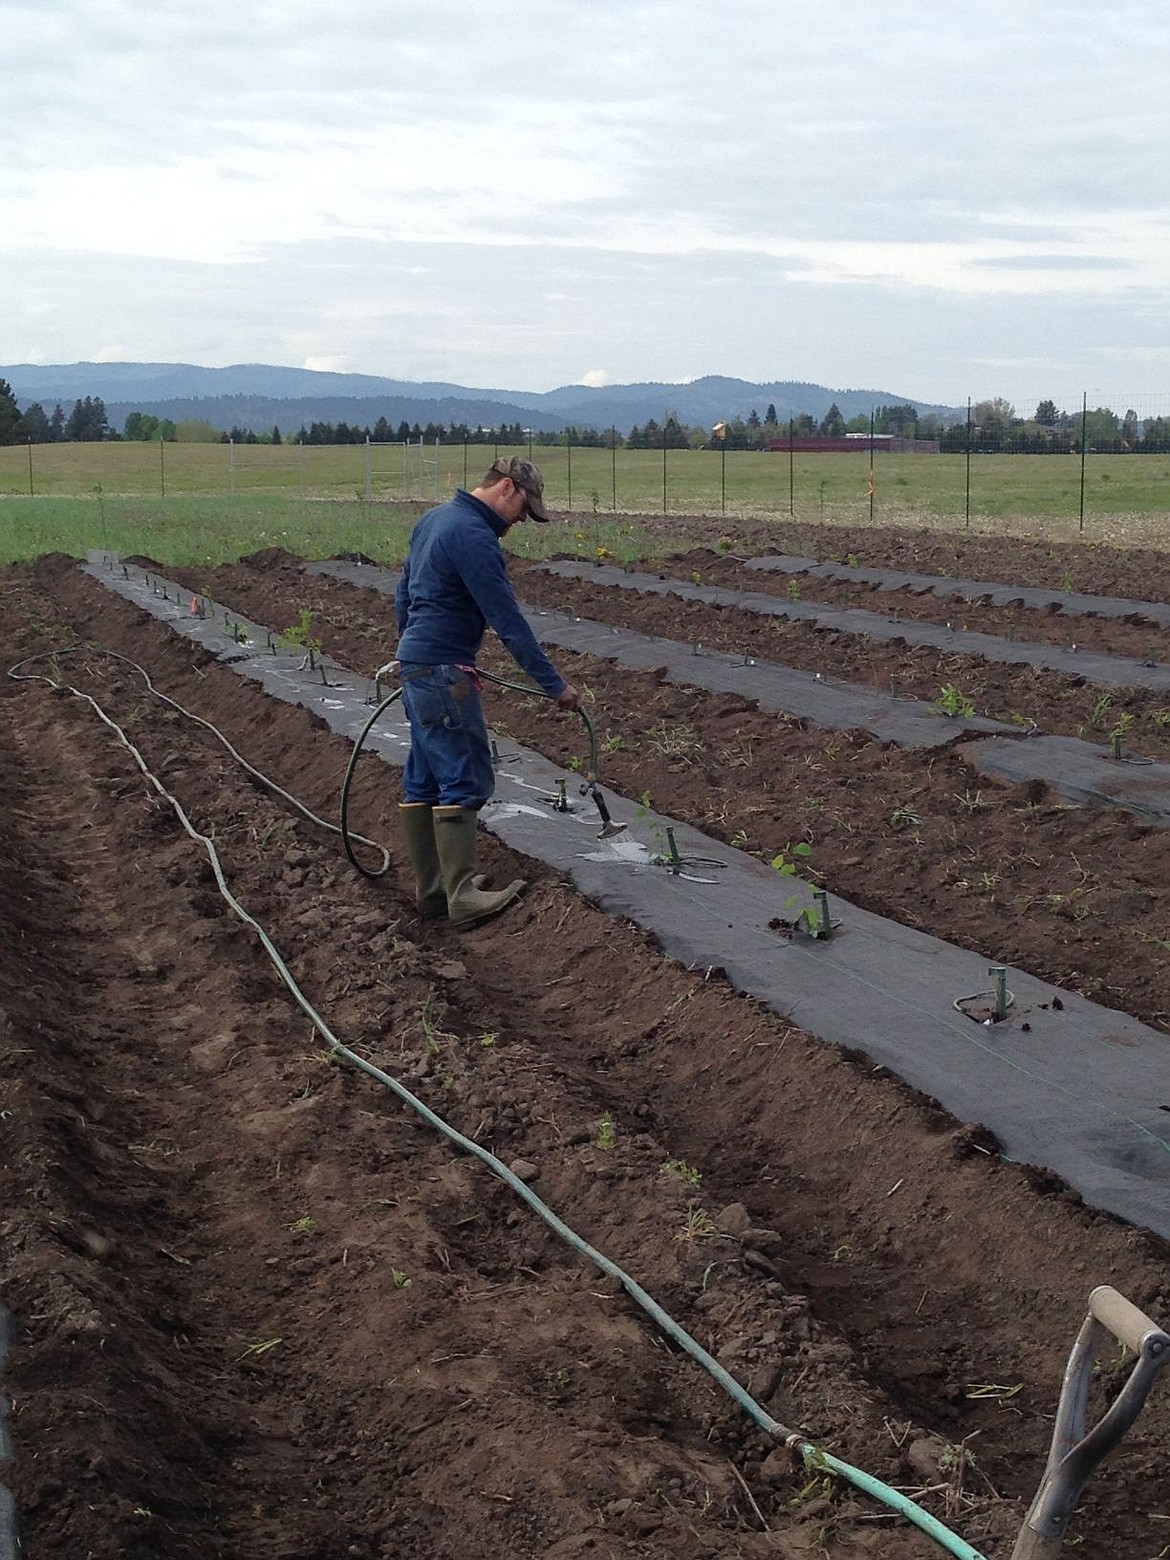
[770,840,813,876]
[664,1158,702,1187]
[283,608,324,668]
[286,1216,316,1234]
[937,683,975,719]
[479,1032,498,1048]
[845,552,860,568]
[391,1269,412,1289]
[1062,572,1074,593]
[690,570,703,585]
[786,578,801,600]
[729,828,749,849]
[1089,692,1113,728]
[1149,707,1170,727]
[595,1110,616,1150]
[1110,711,1134,745]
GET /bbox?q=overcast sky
[5,0,1169,413]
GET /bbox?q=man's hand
[556,683,583,711]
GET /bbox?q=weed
[479,1032,498,1048]
[1089,692,1113,728]
[830,1242,852,1262]
[937,683,975,718]
[646,719,705,762]
[677,1204,717,1241]
[717,535,736,551]
[595,545,612,560]
[595,1110,616,1150]
[1150,707,1170,727]
[845,552,859,567]
[590,489,600,519]
[566,754,582,772]
[890,804,922,829]
[286,1216,316,1234]
[953,788,987,812]
[1062,572,1075,592]
[664,1158,702,1187]
[729,827,749,849]
[690,570,703,585]
[391,1268,412,1289]
[600,732,626,753]
[786,578,801,601]
[237,1338,282,1361]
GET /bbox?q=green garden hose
[339,666,626,878]
[10,647,990,1560]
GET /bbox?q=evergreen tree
[21,402,50,443]
[819,403,846,437]
[0,378,26,445]
[271,425,282,446]
[49,403,66,441]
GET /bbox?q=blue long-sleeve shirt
[394,489,567,699]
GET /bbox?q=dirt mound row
[1,555,1167,1558]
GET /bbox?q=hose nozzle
[585,780,627,840]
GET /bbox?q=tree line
[2,378,1169,454]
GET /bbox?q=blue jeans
[399,663,495,808]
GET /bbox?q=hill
[1,362,958,437]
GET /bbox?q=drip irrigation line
[7,650,990,1560]
[8,647,391,873]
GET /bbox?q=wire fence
[3,395,1170,537]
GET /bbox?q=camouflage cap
[489,456,550,521]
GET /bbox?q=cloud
[4,0,1170,406]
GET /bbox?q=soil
[2,532,1170,1560]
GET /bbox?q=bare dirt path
[2,553,1168,1559]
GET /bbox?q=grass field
[2,440,1170,564]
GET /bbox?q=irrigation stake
[491,739,501,769]
[990,966,1008,1021]
[665,827,683,873]
[815,890,833,939]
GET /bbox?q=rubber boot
[398,803,448,919]
[433,804,526,930]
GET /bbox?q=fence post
[788,418,795,517]
[662,415,667,515]
[160,437,166,498]
[567,441,573,512]
[965,398,972,527]
[229,437,236,498]
[611,427,617,512]
[1079,392,1088,532]
[26,438,33,497]
[365,436,372,502]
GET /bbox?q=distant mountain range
[1,361,959,436]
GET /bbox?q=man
[394,456,582,930]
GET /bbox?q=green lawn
[2,441,1169,564]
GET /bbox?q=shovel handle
[1089,1285,1168,1355]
